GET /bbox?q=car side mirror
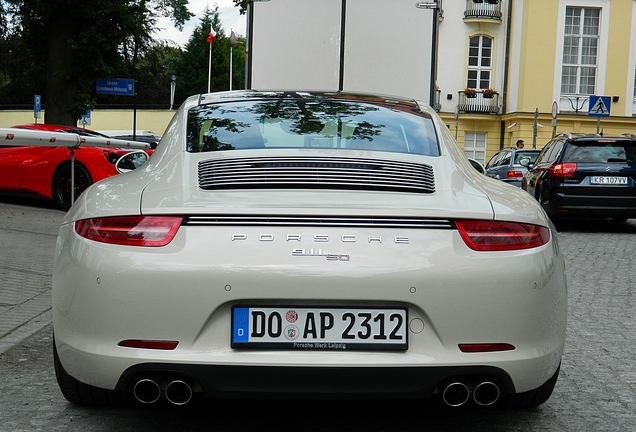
[468,158,486,174]
[115,151,149,174]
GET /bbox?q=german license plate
[590,176,627,185]
[231,306,408,350]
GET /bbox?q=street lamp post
[416,1,443,110]
[170,75,176,110]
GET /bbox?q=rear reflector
[75,216,182,247]
[506,170,523,178]
[455,220,550,251]
[459,343,516,353]
[118,340,179,350]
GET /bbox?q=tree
[2,0,192,124]
[174,6,246,105]
[232,0,249,15]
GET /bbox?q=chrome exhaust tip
[133,378,161,404]
[442,382,471,407]
[165,379,193,406]
[473,381,500,406]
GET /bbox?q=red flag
[206,30,216,44]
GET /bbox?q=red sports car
[0,124,150,210]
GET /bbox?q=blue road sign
[96,79,135,96]
[588,96,611,117]
[34,94,41,119]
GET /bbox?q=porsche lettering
[231,234,410,244]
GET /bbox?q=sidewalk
[0,199,63,354]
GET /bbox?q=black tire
[501,364,560,408]
[537,188,560,224]
[53,338,130,406]
[52,162,92,211]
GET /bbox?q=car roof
[197,90,426,112]
[12,123,109,137]
[555,133,636,143]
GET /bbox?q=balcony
[559,94,590,114]
[464,0,502,22]
[458,90,500,114]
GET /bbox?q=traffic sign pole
[551,101,558,137]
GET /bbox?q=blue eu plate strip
[233,307,250,342]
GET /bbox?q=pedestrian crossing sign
[588,96,611,117]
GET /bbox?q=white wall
[342,0,433,101]
[251,0,342,91]
[251,0,434,102]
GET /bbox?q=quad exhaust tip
[441,379,501,407]
[442,382,471,407]
[132,376,194,405]
[133,378,161,404]
[473,381,500,406]
[165,380,193,406]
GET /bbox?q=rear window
[563,141,636,163]
[514,151,540,165]
[186,99,440,156]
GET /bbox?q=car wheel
[501,364,560,408]
[53,337,130,406]
[52,163,92,211]
[537,188,560,222]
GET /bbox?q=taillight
[547,163,577,177]
[506,170,523,178]
[455,220,550,251]
[75,216,182,247]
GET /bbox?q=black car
[485,148,541,187]
[522,133,636,221]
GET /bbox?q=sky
[154,1,246,48]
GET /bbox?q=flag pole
[230,44,233,90]
[207,36,212,93]
[228,30,238,91]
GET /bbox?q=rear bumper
[115,363,516,399]
[548,192,636,217]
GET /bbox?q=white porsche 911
[52,91,567,408]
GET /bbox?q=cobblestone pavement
[0,198,635,431]
[0,197,61,354]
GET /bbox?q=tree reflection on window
[186,94,440,156]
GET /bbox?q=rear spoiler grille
[198,156,435,194]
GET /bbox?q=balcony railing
[458,91,500,114]
[464,0,502,21]
[559,94,590,114]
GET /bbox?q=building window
[467,35,492,89]
[464,132,487,164]
[560,7,600,95]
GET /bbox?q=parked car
[99,130,161,149]
[485,147,541,187]
[0,124,150,210]
[522,133,636,222]
[52,91,567,409]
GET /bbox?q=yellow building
[437,0,636,165]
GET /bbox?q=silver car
[486,148,541,187]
